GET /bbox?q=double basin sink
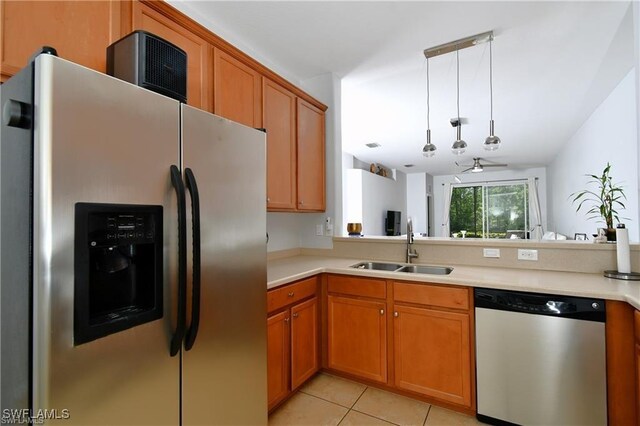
[351,262,453,275]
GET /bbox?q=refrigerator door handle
[170,165,187,356]
[184,167,201,351]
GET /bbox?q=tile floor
[269,373,484,426]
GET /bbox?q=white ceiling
[170,1,636,176]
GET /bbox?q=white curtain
[441,183,453,237]
[528,177,543,240]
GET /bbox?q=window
[450,183,528,238]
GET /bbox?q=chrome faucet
[406,218,418,263]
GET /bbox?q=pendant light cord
[489,39,493,121]
[456,49,460,122]
[426,58,430,130]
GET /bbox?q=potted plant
[570,162,627,241]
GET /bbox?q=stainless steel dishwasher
[474,288,607,426]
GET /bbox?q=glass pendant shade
[451,123,466,155]
[484,120,501,151]
[423,129,436,157]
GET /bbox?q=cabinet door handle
[292,313,299,319]
[380,309,384,315]
[394,311,399,317]
[299,200,304,205]
[267,197,271,203]
[284,317,290,323]
[287,292,295,297]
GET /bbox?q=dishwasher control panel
[475,288,605,322]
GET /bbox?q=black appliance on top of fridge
[1,53,267,425]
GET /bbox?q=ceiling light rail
[423,31,493,59]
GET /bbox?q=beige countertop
[267,255,640,310]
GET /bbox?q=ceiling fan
[455,157,508,173]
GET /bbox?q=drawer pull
[284,317,290,323]
[287,292,295,297]
[394,311,399,317]
[292,313,299,318]
[380,309,384,315]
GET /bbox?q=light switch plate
[518,249,538,261]
[316,224,323,236]
[483,248,500,258]
[325,223,334,236]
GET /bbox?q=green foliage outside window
[450,184,528,238]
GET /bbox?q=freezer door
[181,104,268,425]
[31,55,180,425]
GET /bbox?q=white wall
[548,70,638,240]
[433,168,548,237]
[635,1,640,236]
[344,169,407,236]
[407,173,427,235]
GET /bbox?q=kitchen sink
[350,262,404,271]
[397,265,454,275]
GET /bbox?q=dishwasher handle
[475,288,606,322]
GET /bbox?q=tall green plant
[570,162,626,229]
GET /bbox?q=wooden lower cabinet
[267,278,319,411]
[291,297,319,388]
[267,310,289,409]
[393,304,471,406]
[327,295,387,383]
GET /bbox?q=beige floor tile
[353,387,430,426]
[424,406,482,426]
[300,373,367,408]
[269,392,348,426]
[339,410,396,426]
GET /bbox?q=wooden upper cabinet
[263,78,296,210]
[132,2,211,111]
[213,48,261,127]
[0,0,122,81]
[296,98,325,211]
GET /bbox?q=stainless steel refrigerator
[1,53,267,425]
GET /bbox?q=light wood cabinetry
[267,277,319,411]
[132,1,211,111]
[2,0,326,214]
[326,275,388,383]
[324,274,474,411]
[296,98,325,211]
[267,310,289,409]
[0,0,123,82]
[263,78,297,210]
[291,297,319,389]
[213,48,261,127]
[393,303,471,406]
[327,295,387,383]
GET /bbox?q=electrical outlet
[483,248,500,258]
[315,224,323,236]
[325,223,334,236]
[518,249,538,261]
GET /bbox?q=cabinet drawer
[393,282,469,310]
[268,277,317,313]
[328,275,386,299]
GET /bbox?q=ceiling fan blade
[460,167,473,173]
[483,163,508,168]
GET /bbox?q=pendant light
[422,57,436,157]
[451,49,467,155]
[484,37,501,151]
